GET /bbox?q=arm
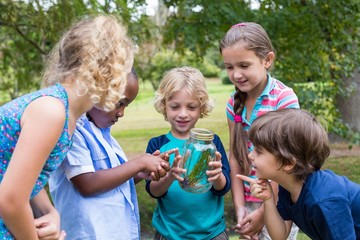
[207,151,227,191]
[31,189,66,240]
[208,135,231,195]
[237,175,292,239]
[71,152,172,197]
[0,97,65,239]
[147,150,185,197]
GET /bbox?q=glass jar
[179,128,217,193]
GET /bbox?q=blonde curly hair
[154,66,214,120]
[42,14,134,112]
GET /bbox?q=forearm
[149,174,175,197]
[30,188,57,218]
[230,157,246,212]
[263,199,289,240]
[72,157,145,196]
[212,172,227,191]
[2,202,38,239]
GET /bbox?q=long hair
[42,15,134,112]
[219,22,275,174]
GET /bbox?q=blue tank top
[0,83,72,239]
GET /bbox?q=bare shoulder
[22,96,66,128]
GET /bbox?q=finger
[151,171,160,181]
[58,230,66,240]
[36,222,57,238]
[165,148,177,156]
[172,173,184,182]
[35,220,49,229]
[172,154,182,168]
[208,161,222,168]
[160,161,170,171]
[159,148,178,161]
[149,172,158,181]
[157,165,167,178]
[236,174,257,183]
[151,150,160,156]
[215,151,221,161]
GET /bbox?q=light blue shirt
[49,115,140,240]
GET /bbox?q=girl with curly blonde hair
[0,14,134,239]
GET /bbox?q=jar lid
[190,128,214,141]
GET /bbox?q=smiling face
[222,44,274,98]
[87,73,139,129]
[165,89,201,139]
[248,145,283,180]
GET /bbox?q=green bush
[292,82,341,133]
[219,70,232,85]
[139,49,221,91]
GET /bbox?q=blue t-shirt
[146,131,231,240]
[278,170,360,240]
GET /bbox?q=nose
[178,107,188,118]
[116,108,124,118]
[248,152,254,162]
[234,68,243,79]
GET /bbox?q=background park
[1,0,360,239]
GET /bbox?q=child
[219,22,300,239]
[49,69,172,239]
[237,108,360,240]
[0,14,134,239]
[145,66,231,240]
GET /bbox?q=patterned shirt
[226,75,299,202]
[0,83,71,239]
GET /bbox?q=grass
[111,78,359,240]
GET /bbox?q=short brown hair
[249,108,330,182]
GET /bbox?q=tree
[0,0,152,99]
[158,0,360,143]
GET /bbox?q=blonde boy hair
[43,15,134,112]
[154,66,214,120]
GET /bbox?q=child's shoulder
[148,133,168,143]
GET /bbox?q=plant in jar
[179,128,216,193]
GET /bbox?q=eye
[116,101,125,108]
[253,146,263,155]
[188,105,199,110]
[169,105,179,110]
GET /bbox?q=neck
[278,176,303,204]
[61,82,93,133]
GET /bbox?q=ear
[283,157,296,173]
[264,51,275,69]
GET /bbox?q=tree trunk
[336,69,360,133]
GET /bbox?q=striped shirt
[226,75,300,202]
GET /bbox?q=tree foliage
[159,0,360,142]
[1,0,359,141]
[0,0,152,99]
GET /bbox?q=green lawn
[111,78,359,240]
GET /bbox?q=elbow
[0,193,27,219]
[75,185,98,197]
